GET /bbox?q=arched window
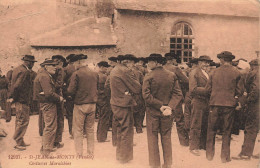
[170,22,194,63]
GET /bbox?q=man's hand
[235,102,242,111]
[160,105,171,112]
[60,96,66,102]
[162,108,172,116]
[7,98,13,103]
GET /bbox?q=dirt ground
[0,115,259,168]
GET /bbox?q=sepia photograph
[0,0,259,167]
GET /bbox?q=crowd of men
[0,51,259,168]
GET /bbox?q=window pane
[184,58,188,62]
[170,50,175,54]
[189,52,192,56]
[184,39,188,43]
[184,51,188,56]
[189,27,192,35]
[176,23,182,36]
[177,38,182,43]
[170,38,176,43]
[177,50,181,57]
[170,44,176,48]
[189,44,192,49]
[177,44,182,49]
[184,44,188,49]
[184,24,189,35]
[189,39,192,43]
[170,50,176,54]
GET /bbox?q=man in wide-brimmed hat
[62,54,77,138]
[123,54,145,134]
[188,55,212,156]
[135,57,148,76]
[109,53,141,163]
[33,59,64,155]
[67,54,98,157]
[96,61,112,143]
[104,55,122,147]
[8,55,37,151]
[233,59,259,160]
[183,57,199,136]
[163,52,189,147]
[143,53,183,168]
[203,51,243,163]
[51,55,67,149]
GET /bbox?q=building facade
[113,0,260,62]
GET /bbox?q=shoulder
[38,72,50,81]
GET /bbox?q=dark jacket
[110,64,141,107]
[205,64,243,107]
[135,65,148,76]
[132,66,144,84]
[6,70,13,87]
[64,63,76,85]
[97,71,108,106]
[0,76,8,90]
[189,67,209,100]
[245,69,259,103]
[164,63,189,95]
[9,64,34,105]
[33,69,60,103]
[164,63,189,85]
[53,67,65,95]
[63,63,76,98]
[67,66,98,105]
[142,66,183,115]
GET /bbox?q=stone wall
[114,10,259,62]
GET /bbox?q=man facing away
[63,54,76,138]
[96,61,111,142]
[109,54,141,163]
[163,52,189,146]
[67,54,98,157]
[204,51,243,163]
[143,54,183,168]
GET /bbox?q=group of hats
[108,55,148,63]
[40,54,88,67]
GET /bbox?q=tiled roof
[115,0,259,18]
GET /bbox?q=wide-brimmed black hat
[249,59,259,66]
[52,55,67,67]
[122,54,138,61]
[189,57,199,64]
[21,55,37,62]
[66,54,75,61]
[164,52,178,60]
[41,59,58,66]
[70,54,88,63]
[147,53,164,64]
[97,61,110,67]
[217,51,235,60]
[139,57,147,63]
[108,56,118,62]
[198,55,213,62]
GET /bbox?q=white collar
[201,68,209,79]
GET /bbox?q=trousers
[73,103,95,156]
[206,106,234,162]
[13,102,30,146]
[111,105,134,163]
